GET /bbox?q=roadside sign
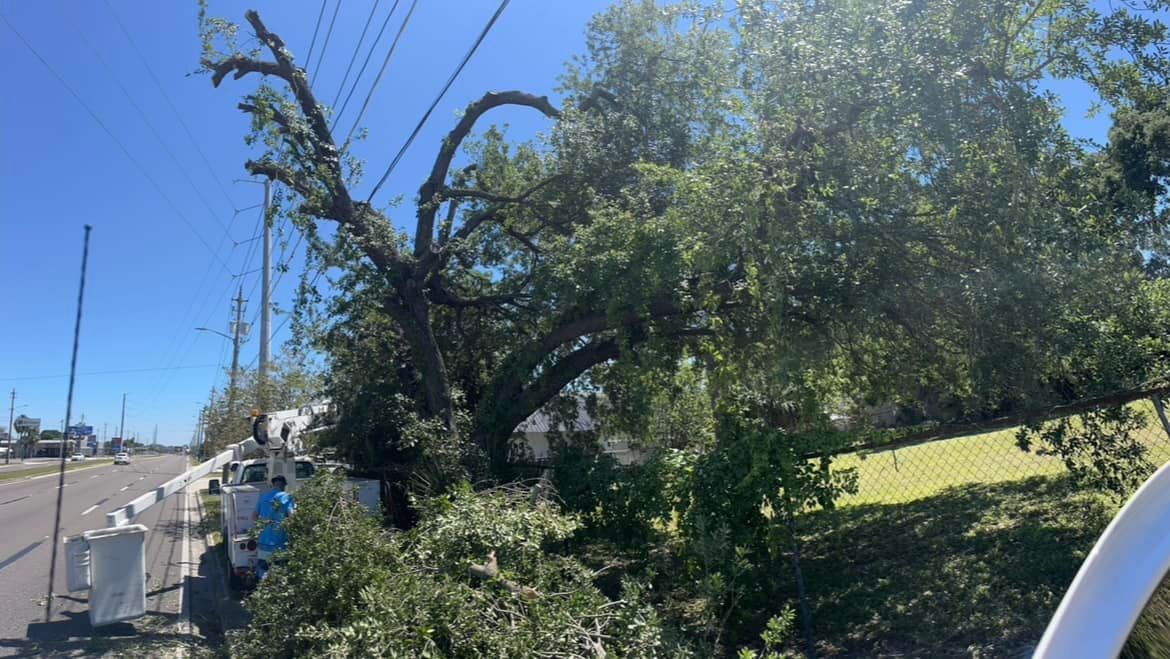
[14,415,40,432]
[67,425,94,438]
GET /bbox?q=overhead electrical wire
[331,0,403,131]
[0,364,223,382]
[101,0,238,210]
[366,0,511,201]
[311,0,345,82]
[341,0,419,146]
[304,0,330,70]
[330,0,381,111]
[70,16,232,234]
[0,12,234,274]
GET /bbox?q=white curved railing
[1034,459,1170,657]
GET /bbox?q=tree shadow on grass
[797,474,1114,657]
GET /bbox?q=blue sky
[0,1,1113,446]
[0,0,609,444]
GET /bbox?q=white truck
[209,405,382,589]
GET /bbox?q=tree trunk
[389,280,457,436]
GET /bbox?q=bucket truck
[63,403,382,625]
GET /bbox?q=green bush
[552,443,695,547]
[232,473,688,658]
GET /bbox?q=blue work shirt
[255,488,295,552]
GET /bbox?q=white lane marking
[90,475,99,479]
[81,504,98,516]
[120,486,129,492]
[56,483,71,489]
[139,476,146,480]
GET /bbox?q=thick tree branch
[807,382,1170,460]
[210,57,281,86]
[426,276,529,310]
[245,160,318,205]
[419,176,563,276]
[212,11,409,275]
[415,91,561,258]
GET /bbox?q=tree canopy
[201,0,1170,486]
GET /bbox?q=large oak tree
[201,0,1170,485]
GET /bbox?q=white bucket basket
[83,524,148,626]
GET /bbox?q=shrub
[232,473,688,658]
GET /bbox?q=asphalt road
[0,454,197,656]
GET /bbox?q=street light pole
[231,286,245,406]
[6,389,14,465]
[118,393,127,450]
[259,179,272,400]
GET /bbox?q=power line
[331,0,402,131]
[311,0,345,82]
[142,203,259,404]
[304,0,330,69]
[367,0,511,201]
[0,364,222,382]
[330,0,381,110]
[342,0,419,146]
[0,12,233,274]
[101,0,237,210]
[69,14,232,234]
[144,201,264,403]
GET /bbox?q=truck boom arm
[105,437,260,527]
[105,403,333,527]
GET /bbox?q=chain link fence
[832,398,1170,507]
[794,397,1170,656]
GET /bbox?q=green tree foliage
[199,353,321,456]
[202,0,1170,491]
[233,473,686,658]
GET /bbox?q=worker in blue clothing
[254,474,294,580]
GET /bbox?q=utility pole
[231,286,246,405]
[259,178,272,398]
[152,425,157,449]
[118,393,127,448]
[6,389,14,465]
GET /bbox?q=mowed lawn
[792,401,1170,656]
[831,399,1170,507]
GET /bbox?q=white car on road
[113,453,130,465]
[70,453,85,462]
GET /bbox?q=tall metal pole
[231,286,245,405]
[5,389,13,465]
[259,179,272,398]
[118,393,127,448]
[47,224,92,621]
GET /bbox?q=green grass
[833,399,1170,507]
[795,474,1116,657]
[0,460,110,483]
[781,400,1170,655]
[198,489,222,545]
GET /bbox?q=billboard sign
[66,425,93,438]
[13,415,40,433]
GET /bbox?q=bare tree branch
[210,56,281,86]
[415,91,561,258]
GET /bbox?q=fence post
[1152,396,1170,442]
[786,512,817,659]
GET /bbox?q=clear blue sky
[0,1,1111,446]
[0,0,609,444]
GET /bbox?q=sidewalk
[188,476,249,644]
